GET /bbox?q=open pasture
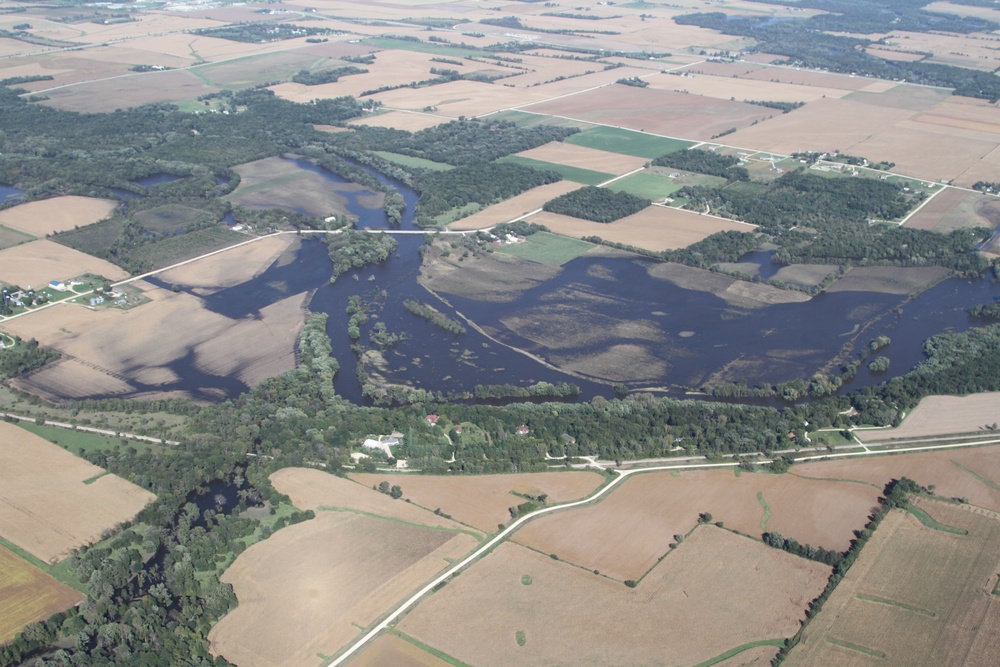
[0,545,83,644]
[498,155,612,186]
[514,469,877,582]
[229,156,382,218]
[903,187,1000,233]
[608,167,726,199]
[349,470,603,532]
[861,393,1000,441]
[497,232,596,266]
[513,141,648,175]
[0,225,33,251]
[560,125,693,159]
[794,444,1000,513]
[209,511,477,667]
[786,501,1000,666]
[0,196,117,237]
[399,529,828,667]
[531,87,774,143]
[528,206,752,253]
[446,180,582,230]
[0,421,154,564]
[0,239,127,288]
[823,265,950,295]
[272,468,477,533]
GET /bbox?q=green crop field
[0,225,34,250]
[606,172,684,199]
[498,156,612,185]
[497,232,594,266]
[374,151,454,171]
[564,127,694,159]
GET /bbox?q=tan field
[786,501,1000,666]
[861,393,1000,440]
[157,235,294,291]
[0,239,128,288]
[891,30,1000,71]
[271,468,480,534]
[210,511,478,667]
[348,110,450,132]
[824,265,950,295]
[726,97,915,156]
[399,530,829,666]
[349,471,603,532]
[741,66,893,92]
[647,71,848,103]
[794,445,1000,513]
[349,633,450,667]
[527,206,754,253]
[447,181,582,231]
[956,144,1000,188]
[0,421,155,563]
[2,239,310,402]
[514,469,877,581]
[0,197,117,237]
[904,187,1000,232]
[528,86,773,141]
[41,69,219,112]
[0,545,83,644]
[365,79,549,118]
[514,141,648,174]
[865,46,928,62]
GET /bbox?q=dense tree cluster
[652,148,750,181]
[543,186,650,222]
[413,162,560,224]
[675,5,1000,100]
[291,65,367,86]
[403,299,467,334]
[191,23,341,43]
[325,229,398,280]
[0,337,59,379]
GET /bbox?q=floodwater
[127,159,1000,404]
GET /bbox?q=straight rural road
[325,433,1000,665]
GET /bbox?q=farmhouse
[516,424,530,435]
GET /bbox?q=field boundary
[388,629,472,667]
[825,636,886,658]
[692,638,785,667]
[758,491,772,532]
[952,460,1000,490]
[905,504,968,535]
[855,593,935,617]
[0,535,85,593]
[316,506,486,542]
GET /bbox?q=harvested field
[861,393,1000,440]
[348,471,603,532]
[446,181,581,231]
[527,207,753,253]
[824,266,950,295]
[0,239,128,288]
[740,66,892,92]
[514,469,877,581]
[209,512,477,667]
[348,110,450,132]
[229,156,382,217]
[0,196,117,237]
[956,144,1000,189]
[367,79,548,118]
[0,545,83,644]
[844,84,952,112]
[646,71,846,103]
[0,421,154,563]
[903,187,1000,233]
[349,633,450,667]
[786,501,1000,666]
[41,69,219,112]
[794,445,1000,513]
[529,87,774,142]
[272,467,478,534]
[400,530,829,666]
[3,239,310,402]
[513,141,648,175]
[725,97,914,156]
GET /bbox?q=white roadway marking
[326,435,1000,665]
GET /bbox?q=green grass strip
[905,505,968,535]
[993,575,1000,596]
[757,491,771,532]
[317,506,484,541]
[515,630,526,647]
[826,637,886,658]
[374,151,454,171]
[390,629,473,667]
[0,535,87,593]
[691,639,786,667]
[856,593,935,617]
[498,155,613,185]
[82,471,110,485]
[952,460,1000,490]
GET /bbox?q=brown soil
[0,197,118,237]
[0,421,155,563]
